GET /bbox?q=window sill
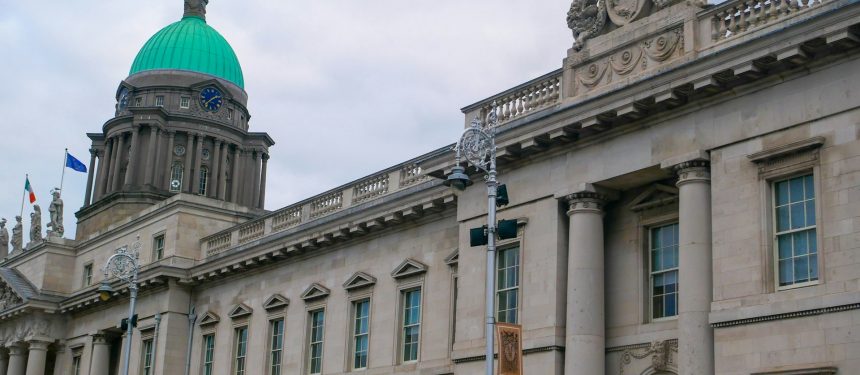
[777,280,820,291]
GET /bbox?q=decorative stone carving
[619,340,678,374]
[184,0,209,20]
[10,216,22,254]
[0,218,8,258]
[565,191,607,215]
[567,0,608,51]
[47,189,64,239]
[574,27,683,95]
[607,0,650,26]
[29,204,43,244]
[0,283,23,312]
[674,159,711,186]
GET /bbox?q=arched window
[199,167,209,195]
[170,163,183,192]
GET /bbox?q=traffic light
[120,314,138,331]
[470,226,488,247]
[497,219,518,240]
[496,184,509,207]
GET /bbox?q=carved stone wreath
[619,340,678,374]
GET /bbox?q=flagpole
[20,174,27,218]
[60,148,68,194]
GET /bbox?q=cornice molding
[712,302,860,328]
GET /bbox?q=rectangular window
[308,309,325,374]
[774,174,818,288]
[202,334,215,375]
[352,299,370,370]
[233,326,248,375]
[180,96,190,109]
[72,355,82,375]
[83,264,93,287]
[401,289,421,362]
[650,223,679,320]
[155,96,164,107]
[153,234,165,260]
[134,97,142,107]
[496,247,520,324]
[269,318,285,375]
[141,339,154,375]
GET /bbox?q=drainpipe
[152,313,162,372]
[184,306,196,375]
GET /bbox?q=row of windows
[127,95,236,120]
[170,163,212,195]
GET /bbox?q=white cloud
[0,0,573,239]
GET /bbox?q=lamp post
[98,235,141,375]
[445,103,500,375]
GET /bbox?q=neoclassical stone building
[0,0,858,374]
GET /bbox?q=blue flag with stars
[65,152,87,173]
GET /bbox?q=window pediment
[444,250,459,266]
[343,272,377,291]
[228,303,253,319]
[391,259,428,279]
[263,294,290,310]
[628,184,678,212]
[300,283,330,301]
[198,311,220,326]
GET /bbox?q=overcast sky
[0,0,573,239]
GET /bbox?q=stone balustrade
[462,69,563,127]
[200,148,448,258]
[705,0,830,43]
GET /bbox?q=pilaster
[84,148,98,206]
[109,134,125,193]
[144,125,160,186]
[252,151,262,208]
[210,139,222,198]
[182,133,195,193]
[259,153,269,208]
[218,143,229,200]
[164,131,177,191]
[192,133,204,194]
[230,146,242,203]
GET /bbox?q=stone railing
[237,220,265,245]
[200,146,450,258]
[461,69,563,127]
[704,0,831,43]
[352,174,389,203]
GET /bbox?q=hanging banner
[496,323,523,375]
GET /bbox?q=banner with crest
[495,323,523,375]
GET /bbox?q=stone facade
[0,0,859,374]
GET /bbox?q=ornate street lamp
[98,235,141,375]
[445,103,500,375]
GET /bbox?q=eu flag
[66,152,87,173]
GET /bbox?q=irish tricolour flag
[24,176,36,204]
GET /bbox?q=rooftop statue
[10,216,22,255]
[184,0,209,20]
[30,204,42,245]
[0,218,8,258]
[48,189,64,239]
[567,0,608,51]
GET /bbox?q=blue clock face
[118,88,129,110]
[199,87,223,112]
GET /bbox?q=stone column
[50,345,66,375]
[673,158,714,374]
[259,153,269,208]
[182,133,195,193]
[144,126,160,186]
[89,334,110,375]
[0,348,9,375]
[230,147,241,203]
[95,138,113,199]
[6,344,27,375]
[210,139,222,198]
[154,129,166,188]
[124,124,141,187]
[564,186,608,375]
[192,134,205,195]
[84,148,98,206]
[251,151,262,207]
[218,143,229,200]
[24,341,48,375]
[110,133,126,192]
[163,131,176,191]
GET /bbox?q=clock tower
[76,0,274,238]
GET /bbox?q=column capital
[89,148,100,156]
[565,191,607,216]
[91,334,110,346]
[167,130,177,137]
[26,340,49,352]
[673,159,710,185]
[214,138,224,145]
[6,343,26,356]
[261,153,270,161]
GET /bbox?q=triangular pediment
[263,294,290,310]
[391,259,428,279]
[198,311,220,326]
[228,303,253,319]
[300,283,330,301]
[628,184,679,212]
[0,268,34,312]
[444,250,459,266]
[343,272,377,291]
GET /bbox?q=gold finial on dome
[184,0,209,21]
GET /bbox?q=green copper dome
[129,16,244,89]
